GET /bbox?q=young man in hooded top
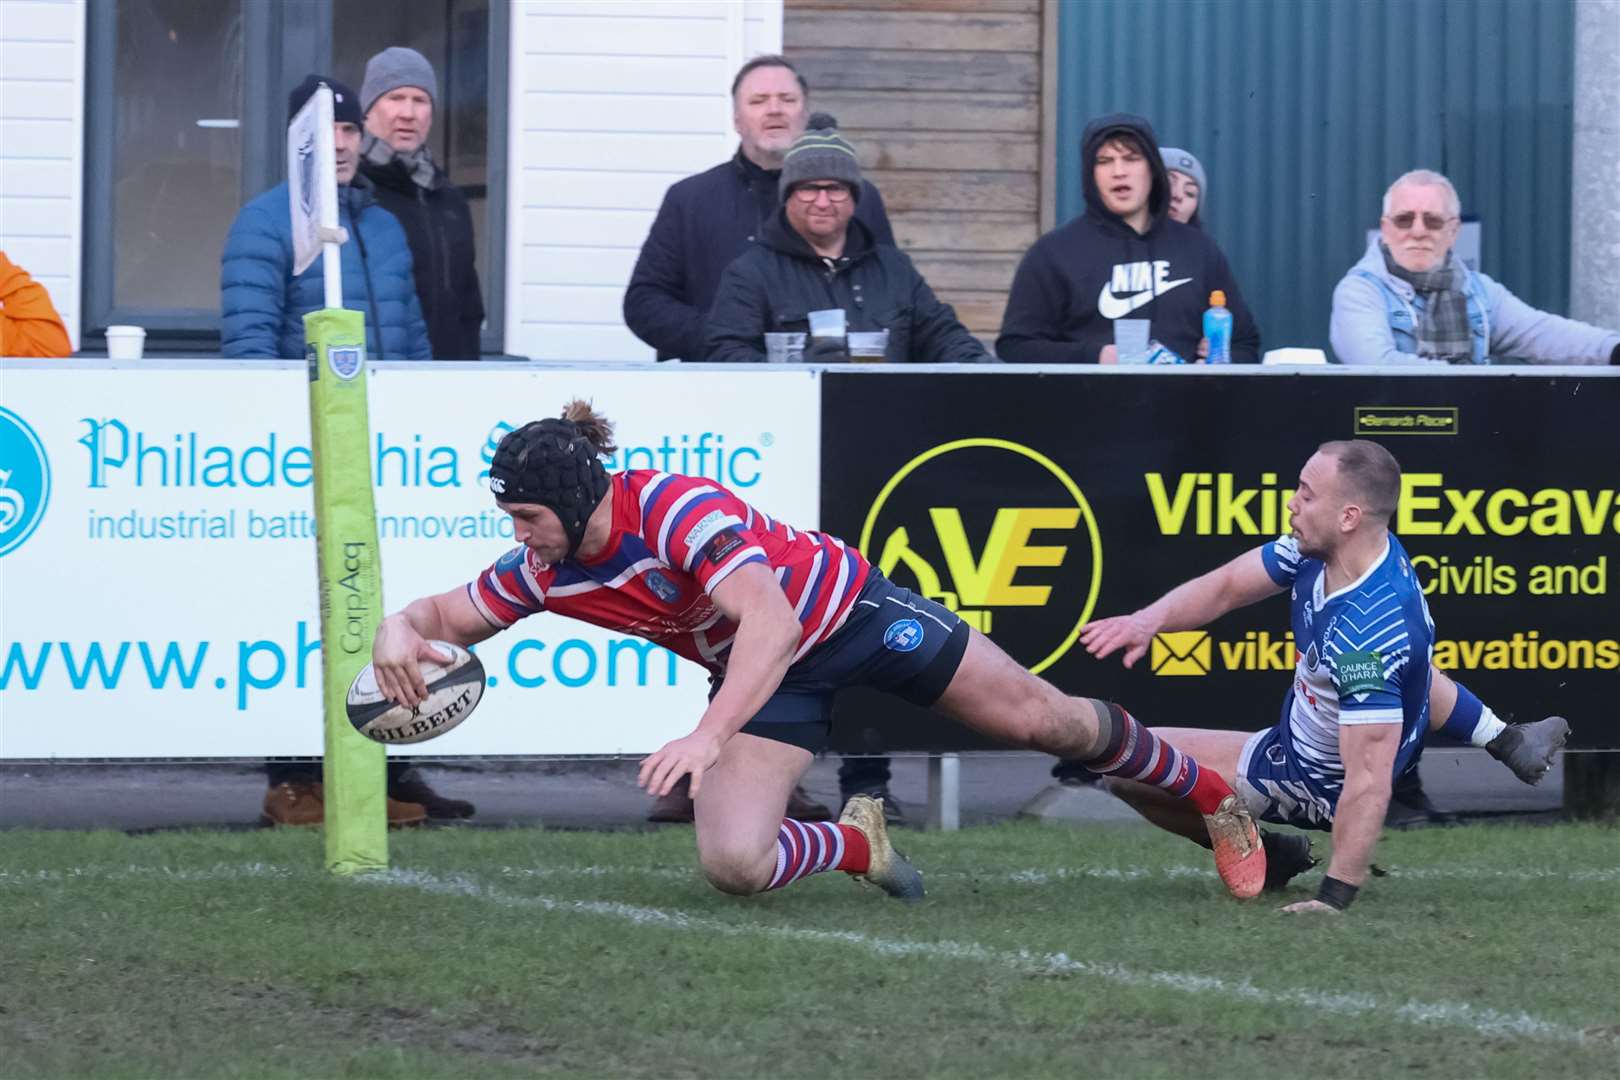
[997,113,1260,364]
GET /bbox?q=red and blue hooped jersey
[467,470,871,674]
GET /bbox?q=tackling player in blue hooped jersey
[1081,440,1569,914]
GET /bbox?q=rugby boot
[389,767,476,820]
[838,794,925,902]
[1486,716,1570,786]
[785,785,833,822]
[840,785,906,826]
[1202,793,1267,900]
[261,780,324,827]
[1260,830,1317,892]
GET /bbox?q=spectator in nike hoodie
[997,113,1259,364]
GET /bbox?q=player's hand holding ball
[345,615,486,745]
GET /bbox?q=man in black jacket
[623,55,895,363]
[705,115,988,365]
[359,46,485,360]
[997,113,1260,364]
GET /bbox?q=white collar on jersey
[1313,536,1393,610]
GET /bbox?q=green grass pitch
[3,821,1616,1078]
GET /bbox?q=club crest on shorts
[644,569,679,603]
[883,617,924,652]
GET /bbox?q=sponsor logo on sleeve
[683,508,729,553]
[1335,649,1386,696]
[700,527,747,567]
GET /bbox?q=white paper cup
[105,325,147,360]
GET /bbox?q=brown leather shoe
[786,785,833,822]
[389,767,475,820]
[647,775,695,823]
[261,780,323,827]
[386,795,427,828]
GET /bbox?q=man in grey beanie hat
[706,112,987,365]
[358,45,485,361]
[778,113,863,205]
[1160,146,1207,228]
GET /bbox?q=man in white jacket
[1330,170,1619,366]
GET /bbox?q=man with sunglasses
[1332,169,1620,365]
[705,114,988,365]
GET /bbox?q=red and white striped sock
[765,820,871,890]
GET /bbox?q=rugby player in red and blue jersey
[1082,440,1568,913]
[371,401,1269,901]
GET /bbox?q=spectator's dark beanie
[287,75,362,126]
[361,47,438,115]
[779,113,862,204]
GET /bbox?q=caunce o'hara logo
[859,439,1102,674]
[0,407,51,557]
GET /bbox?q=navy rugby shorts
[724,570,971,753]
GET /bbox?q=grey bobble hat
[361,46,438,115]
[1160,146,1208,197]
[779,113,862,204]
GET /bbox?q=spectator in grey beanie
[706,112,988,365]
[1161,146,1207,228]
[358,45,486,361]
[779,113,863,204]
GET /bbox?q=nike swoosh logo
[1097,276,1192,319]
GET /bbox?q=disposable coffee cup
[764,332,806,363]
[1113,319,1150,365]
[105,325,147,360]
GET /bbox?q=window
[85,0,507,354]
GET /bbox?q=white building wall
[0,0,86,350]
[505,0,782,361]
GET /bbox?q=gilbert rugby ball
[345,642,486,745]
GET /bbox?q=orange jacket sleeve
[0,250,73,358]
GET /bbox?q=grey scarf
[360,132,438,191]
[1382,243,1473,363]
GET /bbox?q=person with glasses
[1331,169,1620,365]
[705,113,988,366]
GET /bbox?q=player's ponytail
[560,399,617,456]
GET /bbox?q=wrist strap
[1316,875,1359,911]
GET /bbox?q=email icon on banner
[1151,631,1211,676]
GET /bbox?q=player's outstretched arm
[373,587,499,707]
[1081,546,1283,668]
[1284,722,1400,914]
[637,561,802,798]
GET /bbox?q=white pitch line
[362,867,1613,1048]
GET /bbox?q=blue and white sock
[1438,682,1507,747]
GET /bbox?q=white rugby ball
[345,642,486,745]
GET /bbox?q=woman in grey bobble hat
[357,45,487,361]
[1160,146,1208,229]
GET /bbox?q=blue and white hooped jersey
[1259,533,1433,806]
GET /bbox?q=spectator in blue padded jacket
[221,75,431,361]
[623,55,895,363]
